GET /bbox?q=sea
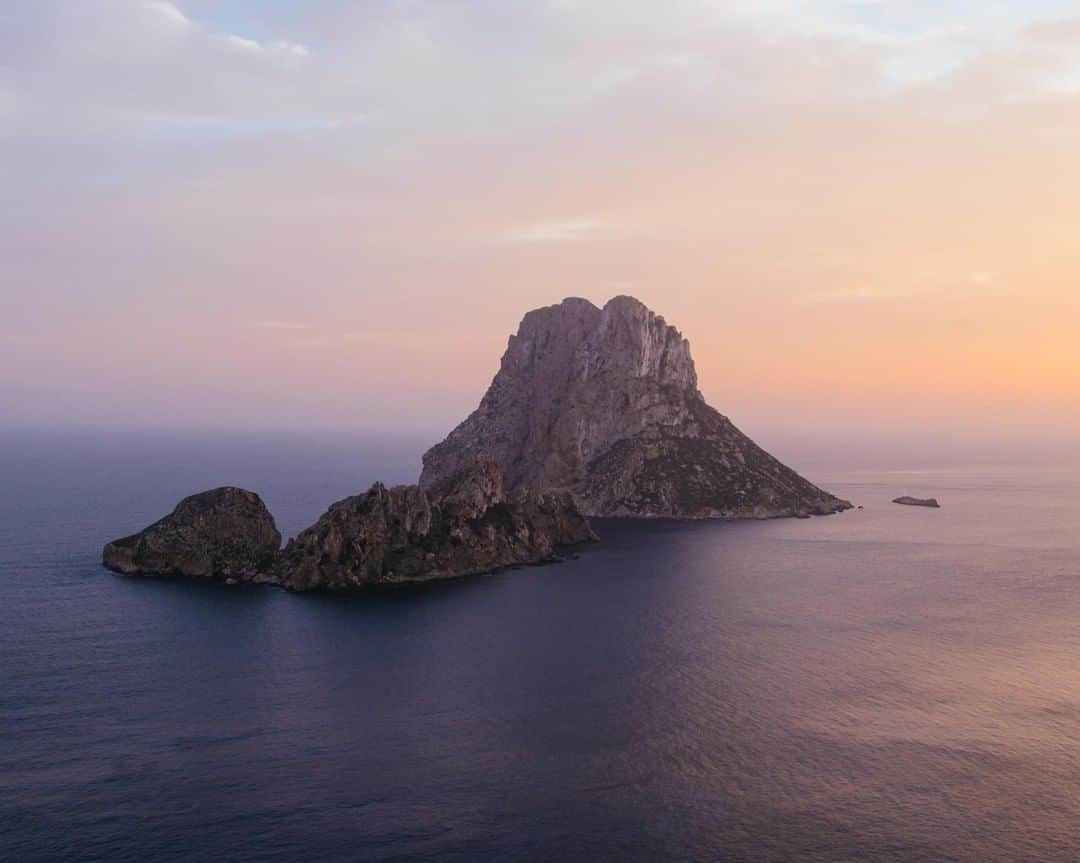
[3,429,1080,862]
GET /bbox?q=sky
[3,1,1080,451]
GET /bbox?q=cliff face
[421,296,850,519]
[102,459,595,591]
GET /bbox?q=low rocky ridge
[102,459,595,591]
[893,496,941,508]
[421,295,851,519]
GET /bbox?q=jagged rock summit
[421,296,851,519]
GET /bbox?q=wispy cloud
[801,286,915,304]
[145,0,190,32]
[246,320,310,331]
[218,34,310,58]
[343,331,446,348]
[804,271,1000,304]
[244,324,444,349]
[965,271,995,287]
[1025,17,1080,44]
[505,219,615,244]
[144,1,308,58]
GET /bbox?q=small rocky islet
[893,496,941,508]
[103,295,853,591]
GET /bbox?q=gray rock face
[420,295,851,519]
[102,459,595,591]
[893,496,941,508]
[102,487,281,580]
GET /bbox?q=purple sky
[3,1,1079,447]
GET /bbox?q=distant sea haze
[3,430,1080,861]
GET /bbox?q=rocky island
[892,496,941,508]
[104,295,851,590]
[103,458,595,591]
[103,487,281,581]
[422,296,851,519]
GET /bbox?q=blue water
[4,430,1080,862]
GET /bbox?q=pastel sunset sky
[4,1,1079,449]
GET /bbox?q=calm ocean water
[3,430,1080,862]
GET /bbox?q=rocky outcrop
[276,457,594,591]
[102,295,850,591]
[102,459,595,591]
[102,487,281,580]
[893,496,941,508]
[420,296,851,519]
